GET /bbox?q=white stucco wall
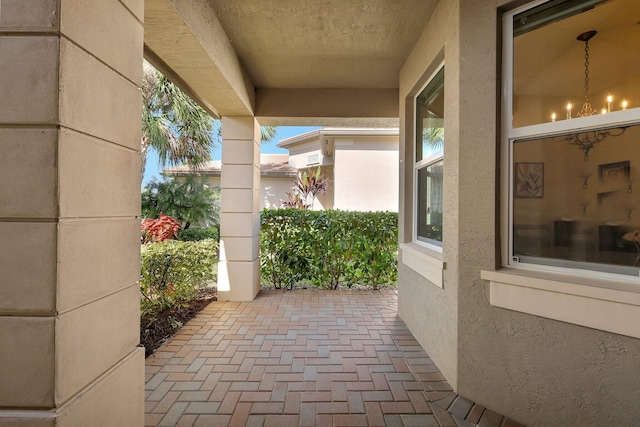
[261,177,294,209]
[204,175,292,210]
[287,139,329,169]
[333,138,398,212]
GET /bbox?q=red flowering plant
[623,230,640,243]
[141,214,181,243]
[622,230,640,267]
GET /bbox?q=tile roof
[163,154,297,177]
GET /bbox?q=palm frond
[141,60,217,176]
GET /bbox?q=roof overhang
[143,0,438,125]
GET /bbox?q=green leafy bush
[178,227,219,242]
[260,209,397,290]
[141,176,220,229]
[140,239,218,318]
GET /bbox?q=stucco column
[217,117,262,301]
[0,1,144,425]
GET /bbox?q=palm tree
[141,61,277,180]
[141,176,220,229]
[141,61,215,179]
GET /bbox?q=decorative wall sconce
[580,201,590,217]
[579,170,592,189]
[624,205,635,222]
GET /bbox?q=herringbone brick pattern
[145,289,522,427]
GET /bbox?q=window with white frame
[503,0,640,277]
[415,66,445,246]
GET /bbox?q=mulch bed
[140,287,217,358]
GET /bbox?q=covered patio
[4,0,639,425]
[144,290,521,427]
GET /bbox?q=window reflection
[417,160,444,243]
[513,124,640,275]
[415,66,445,245]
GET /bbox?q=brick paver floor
[145,289,523,427]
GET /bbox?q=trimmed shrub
[140,239,218,318]
[178,227,219,242]
[260,209,398,290]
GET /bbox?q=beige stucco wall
[397,0,460,390]
[287,138,329,169]
[217,117,262,301]
[333,138,398,212]
[261,177,294,209]
[398,0,640,425]
[0,0,144,424]
[285,133,398,211]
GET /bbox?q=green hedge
[140,239,218,318]
[260,209,398,290]
[178,226,219,242]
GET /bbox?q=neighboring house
[163,154,296,209]
[278,128,399,212]
[164,128,400,212]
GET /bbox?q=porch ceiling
[143,0,438,126]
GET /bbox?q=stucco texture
[398,0,460,390]
[398,0,640,425]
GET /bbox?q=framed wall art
[514,162,544,198]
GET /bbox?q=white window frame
[413,63,445,251]
[502,0,640,280]
[485,0,640,339]
[399,61,445,289]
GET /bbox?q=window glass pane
[416,68,445,162]
[512,0,640,128]
[512,123,640,276]
[417,160,444,244]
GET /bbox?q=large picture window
[416,67,445,245]
[504,0,640,276]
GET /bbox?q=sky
[142,126,320,186]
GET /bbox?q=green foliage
[141,61,215,178]
[282,167,330,210]
[140,62,276,180]
[178,227,219,242]
[140,239,218,318]
[260,209,398,290]
[141,176,220,229]
[260,209,313,289]
[348,212,399,290]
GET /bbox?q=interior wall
[513,126,640,227]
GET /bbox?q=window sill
[400,243,444,288]
[481,268,640,339]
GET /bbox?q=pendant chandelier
[552,30,627,161]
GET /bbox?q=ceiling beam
[144,0,255,117]
[255,88,399,126]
